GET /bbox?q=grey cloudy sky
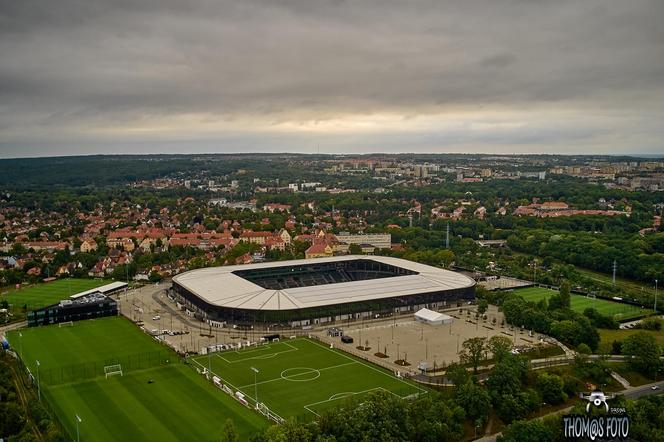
[1,0,663,157]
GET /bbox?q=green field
[599,328,664,348]
[513,286,651,321]
[191,338,427,420]
[8,317,171,383]
[8,317,266,441]
[1,278,108,310]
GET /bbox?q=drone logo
[579,390,615,413]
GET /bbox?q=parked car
[341,335,353,344]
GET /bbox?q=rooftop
[172,255,475,311]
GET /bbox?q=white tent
[414,308,453,326]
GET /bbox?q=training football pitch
[190,338,427,420]
[1,278,107,310]
[7,317,267,441]
[513,286,650,320]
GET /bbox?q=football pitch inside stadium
[7,317,267,441]
[190,338,427,420]
[512,286,651,320]
[1,278,107,310]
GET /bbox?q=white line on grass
[237,361,357,389]
[303,387,390,417]
[217,342,299,364]
[306,338,428,396]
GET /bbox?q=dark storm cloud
[0,0,663,156]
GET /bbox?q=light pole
[207,347,212,378]
[655,279,659,313]
[35,360,41,402]
[75,414,82,442]
[251,367,259,407]
[18,332,22,358]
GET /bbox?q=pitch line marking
[303,387,388,416]
[236,361,357,389]
[307,338,428,395]
[280,367,321,382]
[216,346,298,364]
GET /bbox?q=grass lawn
[598,328,664,347]
[1,278,108,310]
[8,317,266,441]
[512,286,651,321]
[45,365,267,441]
[7,317,171,384]
[190,338,427,421]
[609,362,657,387]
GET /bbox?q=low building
[414,308,453,326]
[335,233,391,250]
[27,293,118,327]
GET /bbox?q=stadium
[171,256,476,326]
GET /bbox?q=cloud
[0,0,663,157]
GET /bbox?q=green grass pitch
[190,338,427,420]
[1,278,108,310]
[8,317,168,382]
[512,286,650,320]
[7,317,267,441]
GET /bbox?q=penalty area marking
[217,342,299,364]
[303,387,387,417]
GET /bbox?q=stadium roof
[69,281,128,299]
[172,256,475,311]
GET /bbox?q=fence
[9,351,75,441]
[33,350,174,386]
[187,357,286,425]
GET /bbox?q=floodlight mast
[251,367,259,407]
[75,414,82,442]
[35,360,41,402]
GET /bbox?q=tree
[220,419,238,442]
[486,354,529,398]
[498,419,555,442]
[576,343,591,355]
[446,362,470,387]
[478,299,488,315]
[536,373,566,405]
[622,331,662,378]
[348,243,362,254]
[488,336,513,362]
[559,281,571,309]
[456,381,491,422]
[460,337,487,375]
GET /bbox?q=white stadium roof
[69,281,128,299]
[172,256,475,311]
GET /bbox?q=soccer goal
[58,321,74,327]
[104,364,123,378]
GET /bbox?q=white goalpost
[58,321,74,327]
[104,364,123,378]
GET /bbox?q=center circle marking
[280,367,321,382]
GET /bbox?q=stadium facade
[171,256,475,327]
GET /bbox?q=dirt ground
[115,283,546,363]
[315,305,545,371]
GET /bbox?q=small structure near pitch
[414,308,453,326]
